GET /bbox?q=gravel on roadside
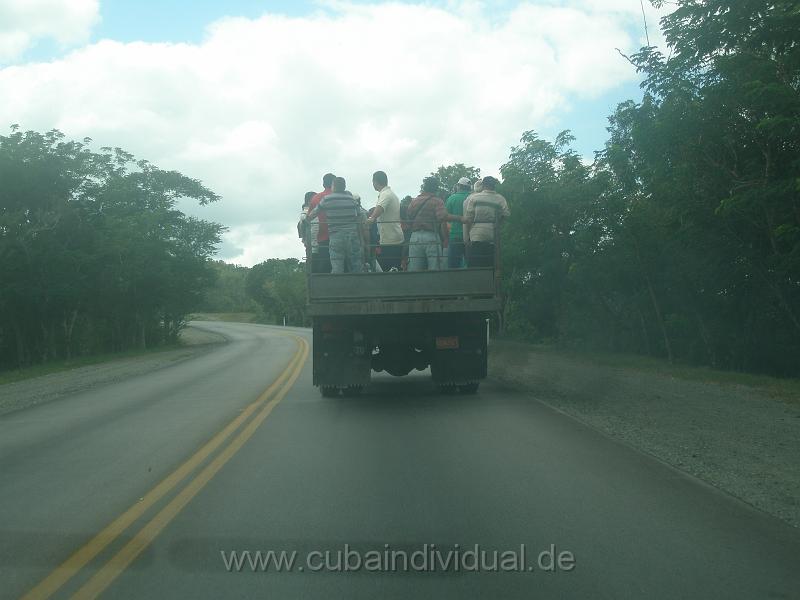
[0,325,227,417]
[489,339,800,529]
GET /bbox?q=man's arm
[366,205,384,224]
[359,211,370,252]
[463,197,474,244]
[435,199,461,223]
[367,189,391,224]
[500,196,511,218]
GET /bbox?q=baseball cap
[457,177,471,186]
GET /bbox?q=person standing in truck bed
[399,195,413,270]
[407,176,462,271]
[464,175,510,267]
[299,191,316,262]
[310,177,364,274]
[307,173,335,273]
[353,193,377,271]
[367,170,404,272]
[445,177,471,268]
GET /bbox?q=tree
[0,128,224,369]
[246,259,307,326]
[627,0,800,372]
[199,261,260,314]
[488,0,800,375]
[428,163,481,196]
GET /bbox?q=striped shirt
[464,190,510,242]
[311,192,361,235]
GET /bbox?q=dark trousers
[468,241,494,268]
[377,244,402,271]
[447,240,465,268]
[312,240,331,273]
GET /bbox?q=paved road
[2,322,799,599]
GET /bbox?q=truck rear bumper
[312,313,489,387]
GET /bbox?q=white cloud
[0,0,99,63]
[0,1,664,265]
[224,224,304,267]
[575,0,671,50]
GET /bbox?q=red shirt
[307,188,332,242]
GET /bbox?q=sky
[0,0,671,265]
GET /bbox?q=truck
[307,261,501,396]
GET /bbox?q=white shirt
[375,186,404,245]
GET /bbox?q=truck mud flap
[312,318,371,387]
[429,316,488,384]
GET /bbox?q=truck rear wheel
[320,386,338,397]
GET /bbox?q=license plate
[436,336,459,350]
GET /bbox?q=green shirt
[445,191,469,239]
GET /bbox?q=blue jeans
[408,230,442,271]
[329,230,363,274]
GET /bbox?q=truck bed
[307,268,500,316]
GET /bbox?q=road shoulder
[0,325,227,417]
[489,339,800,528]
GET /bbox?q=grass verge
[0,343,185,386]
[189,312,258,323]
[494,338,800,404]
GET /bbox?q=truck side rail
[308,268,497,303]
[304,213,502,315]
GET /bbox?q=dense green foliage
[428,164,482,195]
[197,259,306,325]
[499,0,800,375]
[198,261,260,314]
[0,128,224,371]
[245,259,307,326]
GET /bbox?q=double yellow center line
[22,334,309,600]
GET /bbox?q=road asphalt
[1,321,798,599]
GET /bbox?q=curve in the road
[19,332,308,600]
